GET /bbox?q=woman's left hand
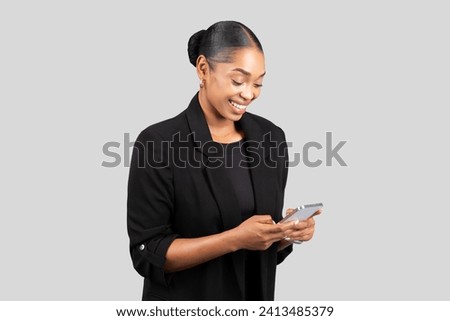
[281,208,322,243]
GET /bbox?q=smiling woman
[197,49,266,123]
[188,21,267,142]
[127,21,320,301]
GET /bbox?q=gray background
[1,0,448,300]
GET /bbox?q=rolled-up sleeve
[127,129,178,286]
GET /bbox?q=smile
[229,100,248,111]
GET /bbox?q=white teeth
[229,100,247,110]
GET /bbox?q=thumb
[286,208,296,215]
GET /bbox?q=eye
[254,84,263,88]
[232,80,243,86]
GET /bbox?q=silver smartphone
[279,203,323,224]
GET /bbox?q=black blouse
[219,140,255,220]
[218,139,263,300]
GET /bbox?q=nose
[240,84,255,101]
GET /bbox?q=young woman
[127,21,320,301]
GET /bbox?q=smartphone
[279,202,323,224]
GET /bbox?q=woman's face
[199,47,266,122]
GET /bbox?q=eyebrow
[232,68,266,78]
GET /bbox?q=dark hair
[187,21,263,68]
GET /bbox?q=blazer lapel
[239,112,280,301]
[185,93,243,231]
[185,93,245,297]
[185,92,278,299]
[238,115,276,216]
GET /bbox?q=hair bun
[187,29,206,67]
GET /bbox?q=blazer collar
[185,91,268,159]
[185,92,213,150]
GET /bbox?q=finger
[262,224,300,242]
[280,227,295,235]
[262,223,288,234]
[278,219,297,228]
[289,228,314,240]
[286,208,296,215]
[278,223,313,240]
[294,217,314,228]
[306,217,315,228]
[253,215,275,224]
[290,233,313,242]
[288,233,314,241]
[265,232,288,243]
[279,219,308,228]
[259,225,287,241]
[291,220,308,230]
[312,209,322,216]
[300,231,314,241]
[278,222,303,235]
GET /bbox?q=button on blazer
[127,92,293,300]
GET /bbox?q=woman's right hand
[231,215,295,251]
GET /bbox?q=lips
[229,99,248,111]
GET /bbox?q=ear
[195,55,209,81]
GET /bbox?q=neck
[198,90,244,143]
[198,90,235,132]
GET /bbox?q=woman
[127,21,319,301]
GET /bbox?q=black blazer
[127,92,293,300]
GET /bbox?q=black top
[218,139,262,300]
[219,140,255,220]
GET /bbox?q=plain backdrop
[1,0,449,300]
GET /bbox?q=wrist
[222,228,241,252]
